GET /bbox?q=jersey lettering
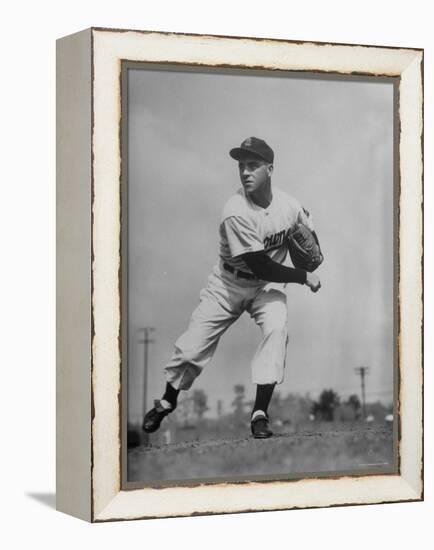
[264,228,290,251]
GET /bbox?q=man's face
[238,156,273,195]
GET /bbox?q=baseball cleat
[142,400,173,433]
[251,413,273,439]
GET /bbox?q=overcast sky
[126,67,394,423]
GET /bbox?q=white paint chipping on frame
[95,30,417,75]
[97,475,419,521]
[397,54,423,495]
[91,28,423,521]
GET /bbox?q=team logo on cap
[243,138,253,147]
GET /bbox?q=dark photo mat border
[119,59,400,491]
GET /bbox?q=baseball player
[143,137,322,439]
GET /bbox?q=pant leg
[246,288,289,385]
[164,272,241,390]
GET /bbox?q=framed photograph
[56,27,423,522]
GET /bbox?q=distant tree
[232,384,246,415]
[192,389,209,421]
[365,400,389,421]
[313,389,341,421]
[272,391,281,406]
[269,392,314,425]
[346,394,362,420]
[217,399,223,418]
[176,397,195,427]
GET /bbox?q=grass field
[127,425,395,483]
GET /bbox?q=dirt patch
[128,426,394,483]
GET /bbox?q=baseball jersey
[219,187,315,275]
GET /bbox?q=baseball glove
[288,224,323,272]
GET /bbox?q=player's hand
[306,272,321,293]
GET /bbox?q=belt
[223,262,257,280]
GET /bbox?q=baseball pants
[164,263,289,390]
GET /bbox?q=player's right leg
[143,271,241,434]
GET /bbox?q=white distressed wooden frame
[56,28,423,522]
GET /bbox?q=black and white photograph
[4,0,428,539]
[124,64,397,485]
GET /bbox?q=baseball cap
[229,137,274,163]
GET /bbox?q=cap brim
[229,147,267,161]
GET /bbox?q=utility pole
[354,366,370,420]
[217,399,223,419]
[139,327,155,417]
